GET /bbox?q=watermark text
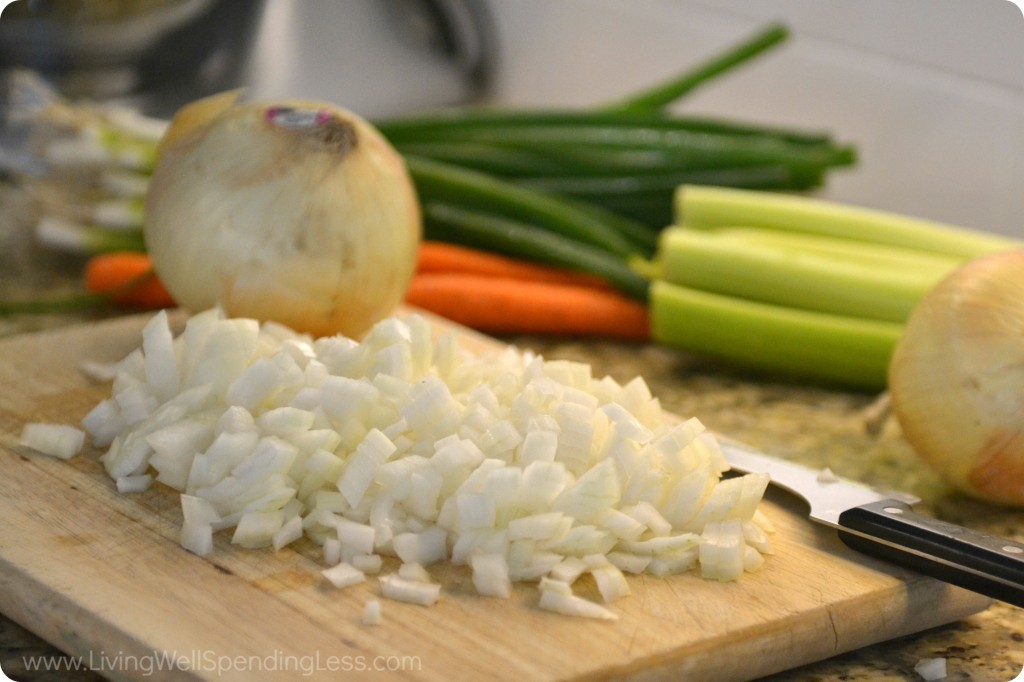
[15,648,422,678]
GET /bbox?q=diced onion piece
[256,407,316,436]
[538,588,618,620]
[20,423,85,460]
[232,510,284,548]
[752,509,777,534]
[742,520,774,554]
[456,492,497,530]
[142,310,180,402]
[538,576,573,596]
[322,562,366,589]
[548,557,588,584]
[471,553,512,598]
[606,552,651,575]
[621,502,672,536]
[553,459,621,524]
[397,562,432,583]
[323,538,342,566]
[336,519,376,556]
[913,658,947,682]
[617,532,699,555]
[509,551,562,582]
[379,574,441,606]
[392,527,447,566]
[116,474,153,493]
[273,515,304,551]
[601,403,653,444]
[338,429,397,508]
[181,494,221,526]
[508,512,568,542]
[699,519,746,581]
[590,565,631,603]
[147,419,214,490]
[596,508,646,541]
[817,467,840,484]
[647,548,698,577]
[743,545,766,573]
[81,399,123,448]
[363,599,383,626]
[181,521,214,556]
[350,554,383,575]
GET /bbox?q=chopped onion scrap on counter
[67,308,773,618]
[20,423,86,460]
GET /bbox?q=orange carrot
[404,272,649,341]
[84,252,176,309]
[416,241,614,291]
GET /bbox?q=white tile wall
[481,0,1024,238]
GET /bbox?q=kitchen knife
[720,440,1024,608]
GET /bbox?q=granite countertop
[1,188,1022,682]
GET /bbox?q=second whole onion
[888,249,1024,507]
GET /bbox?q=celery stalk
[710,227,962,276]
[655,228,949,322]
[649,281,901,390]
[676,185,1022,259]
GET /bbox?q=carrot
[84,252,176,309]
[416,241,615,291]
[404,272,650,341]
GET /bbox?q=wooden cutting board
[0,312,991,682]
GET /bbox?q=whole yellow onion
[144,90,421,338]
[888,249,1024,506]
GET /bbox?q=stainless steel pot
[0,0,496,118]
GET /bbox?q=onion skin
[145,92,421,339]
[888,250,1024,506]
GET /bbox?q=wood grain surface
[0,312,992,681]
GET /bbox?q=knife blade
[720,439,1024,608]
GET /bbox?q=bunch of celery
[646,185,1024,391]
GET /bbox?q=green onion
[36,216,146,255]
[649,280,902,390]
[676,185,1023,259]
[377,109,837,149]
[405,155,655,257]
[375,24,854,232]
[98,129,159,172]
[516,165,824,228]
[602,24,791,112]
[392,127,852,229]
[394,125,849,173]
[0,293,111,316]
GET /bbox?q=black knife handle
[837,499,1024,608]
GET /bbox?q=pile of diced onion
[27,308,775,620]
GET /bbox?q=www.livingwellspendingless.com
[6,649,424,678]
